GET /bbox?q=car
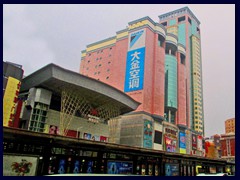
[197,173,228,176]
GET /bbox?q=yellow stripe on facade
[86,38,116,52]
[178,45,186,54]
[129,19,155,31]
[155,25,166,37]
[117,31,128,39]
[167,25,178,36]
[166,35,178,45]
[81,52,86,58]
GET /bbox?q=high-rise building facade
[225,118,235,134]
[80,7,204,136]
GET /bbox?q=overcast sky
[3,4,235,137]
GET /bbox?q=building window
[188,17,192,24]
[161,22,167,26]
[106,76,109,80]
[108,61,111,64]
[180,54,185,65]
[29,102,49,133]
[158,34,165,47]
[178,16,185,23]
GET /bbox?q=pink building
[80,7,204,150]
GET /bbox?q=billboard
[3,154,38,176]
[72,160,80,174]
[91,135,100,141]
[84,133,91,140]
[197,135,203,151]
[3,77,21,127]
[179,132,186,154]
[165,163,179,176]
[124,47,145,92]
[100,136,107,142]
[58,159,66,174]
[143,120,153,148]
[192,134,197,150]
[49,125,59,135]
[107,161,133,174]
[164,135,177,153]
[128,29,146,51]
[124,29,146,92]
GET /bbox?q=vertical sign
[3,77,21,127]
[143,120,153,148]
[179,132,186,154]
[192,134,197,150]
[124,29,146,92]
[197,135,202,151]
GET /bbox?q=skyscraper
[80,7,204,137]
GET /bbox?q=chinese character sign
[124,47,145,92]
[3,77,21,127]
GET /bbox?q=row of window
[159,9,187,21]
[194,116,203,121]
[195,125,203,130]
[87,47,113,57]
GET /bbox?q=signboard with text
[124,29,146,92]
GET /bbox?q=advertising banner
[3,77,21,127]
[192,134,197,150]
[107,161,133,174]
[165,163,179,176]
[49,125,59,135]
[58,159,66,174]
[197,135,203,151]
[164,135,177,153]
[124,29,146,93]
[143,120,153,148]
[124,47,145,92]
[179,132,186,154]
[128,29,146,51]
[3,154,38,176]
[73,160,80,174]
[91,135,100,141]
[100,136,107,142]
[84,133,91,140]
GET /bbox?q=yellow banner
[3,77,21,127]
[180,148,186,154]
